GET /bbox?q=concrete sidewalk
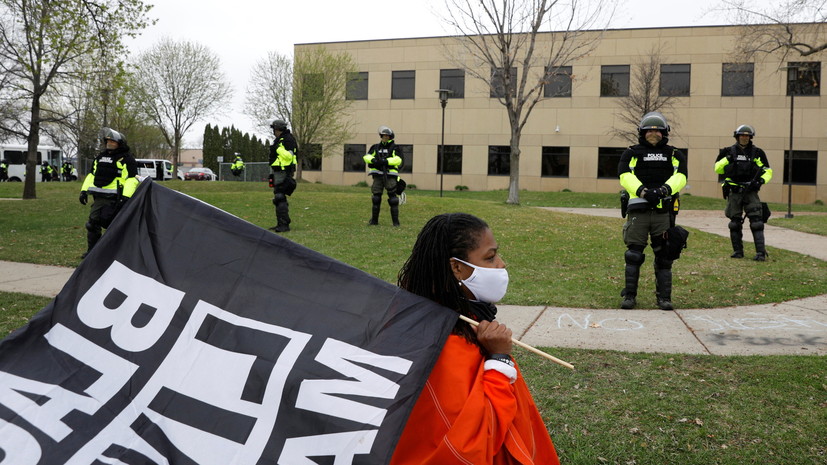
[2,209,826,357]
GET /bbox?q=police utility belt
[620,192,680,218]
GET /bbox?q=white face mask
[452,257,509,303]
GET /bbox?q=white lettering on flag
[77,261,185,352]
[296,338,412,426]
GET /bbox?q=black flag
[0,181,456,464]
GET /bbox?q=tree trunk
[506,123,521,205]
[23,98,42,200]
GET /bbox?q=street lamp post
[436,89,453,197]
[781,65,799,219]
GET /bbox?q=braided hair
[398,213,489,342]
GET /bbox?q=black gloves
[372,157,387,169]
[748,179,764,191]
[655,184,671,197]
[643,188,661,206]
[79,191,88,205]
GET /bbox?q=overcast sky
[127,0,767,146]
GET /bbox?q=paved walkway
[2,210,826,357]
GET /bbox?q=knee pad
[749,220,764,232]
[624,248,645,266]
[387,195,399,207]
[728,218,743,232]
[371,194,382,205]
[85,221,96,233]
[273,192,287,205]
[654,255,673,270]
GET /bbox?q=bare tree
[440,0,615,204]
[610,46,679,144]
[131,38,233,178]
[244,47,356,180]
[719,0,827,60]
[0,0,152,199]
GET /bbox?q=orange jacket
[390,335,560,465]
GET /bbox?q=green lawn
[1,181,825,309]
[1,180,825,464]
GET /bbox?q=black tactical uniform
[714,125,772,261]
[618,112,688,310]
[268,119,297,233]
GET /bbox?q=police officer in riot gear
[618,112,688,310]
[230,153,244,178]
[363,126,403,226]
[79,128,139,258]
[714,124,772,261]
[268,119,297,232]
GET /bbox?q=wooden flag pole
[458,314,575,370]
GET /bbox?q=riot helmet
[733,124,755,139]
[378,126,394,139]
[270,119,288,131]
[638,112,669,136]
[99,127,126,148]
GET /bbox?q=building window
[597,147,626,179]
[344,144,366,172]
[302,143,322,171]
[488,145,510,175]
[783,150,818,184]
[437,145,463,174]
[301,73,324,101]
[544,66,572,98]
[541,146,570,177]
[346,72,368,100]
[600,65,630,97]
[787,62,821,96]
[660,64,690,96]
[490,67,517,98]
[397,144,413,173]
[722,63,753,96]
[440,69,464,98]
[392,70,415,99]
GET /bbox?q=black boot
[274,200,290,232]
[390,204,400,227]
[750,220,767,261]
[728,218,744,258]
[369,195,381,225]
[621,249,644,309]
[654,257,674,310]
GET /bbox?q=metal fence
[218,162,272,182]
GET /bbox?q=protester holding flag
[392,213,560,465]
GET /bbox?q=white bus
[0,144,65,182]
[135,159,184,181]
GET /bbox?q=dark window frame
[544,66,573,98]
[721,63,754,96]
[541,146,570,177]
[597,147,626,179]
[437,145,463,174]
[392,70,415,99]
[396,144,413,173]
[783,150,818,185]
[659,64,691,97]
[787,62,821,96]
[343,144,366,172]
[600,65,630,97]
[440,69,465,98]
[490,67,518,98]
[302,143,322,171]
[487,145,511,176]
[346,71,368,100]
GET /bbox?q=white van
[135,159,183,181]
[0,144,64,182]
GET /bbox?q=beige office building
[296,24,825,205]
